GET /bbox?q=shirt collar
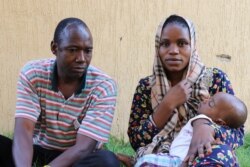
[51,61,87,95]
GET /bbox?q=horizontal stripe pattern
[15,58,117,150]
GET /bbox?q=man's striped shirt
[15,58,117,151]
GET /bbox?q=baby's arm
[192,114,243,149]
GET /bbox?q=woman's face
[159,24,191,74]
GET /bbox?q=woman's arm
[152,79,192,129]
[128,78,192,151]
[127,78,161,151]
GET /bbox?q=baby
[118,92,248,167]
[170,92,248,164]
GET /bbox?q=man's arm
[13,118,35,167]
[48,134,97,167]
[47,78,117,167]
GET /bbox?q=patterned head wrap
[136,15,210,158]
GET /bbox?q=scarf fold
[136,15,210,158]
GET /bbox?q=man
[0,17,119,167]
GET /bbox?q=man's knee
[73,150,120,167]
[96,150,120,166]
[0,135,14,167]
[0,135,12,154]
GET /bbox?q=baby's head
[198,92,248,128]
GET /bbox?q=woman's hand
[153,79,192,129]
[182,119,221,166]
[163,79,192,110]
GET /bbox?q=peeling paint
[216,54,231,62]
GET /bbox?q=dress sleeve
[208,68,244,148]
[127,78,161,151]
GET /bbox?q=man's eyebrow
[64,45,79,48]
[177,38,189,41]
[65,45,93,49]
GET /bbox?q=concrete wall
[0,0,249,140]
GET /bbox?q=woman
[127,15,244,166]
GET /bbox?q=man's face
[52,25,93,80]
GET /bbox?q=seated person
[171,92,247,166]
[128,14,245,167]
[0,17,119,167]
[119,92,248,167]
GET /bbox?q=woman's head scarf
[136,15,210,158]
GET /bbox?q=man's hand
[48,134,96,167]
[182,119,217,166]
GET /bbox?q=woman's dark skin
[118,22,218,167]
[154,23,216,167]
